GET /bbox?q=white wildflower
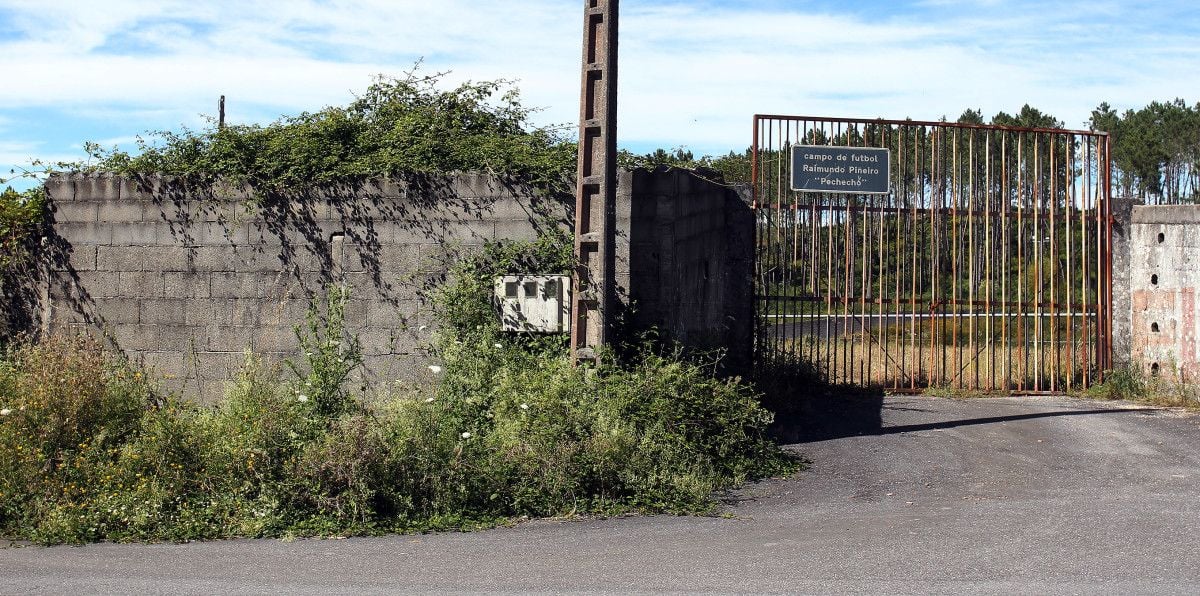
[519,403,529,410]
[297,394,308,403]
[428,365,443,374]
[461,432,472,439]
[494,343,503,349]
[424,397,435,403]
[0,408,10,416]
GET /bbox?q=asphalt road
[5,395,1200,595]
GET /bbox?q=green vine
[85,66,577,194]
[0,187,46,272]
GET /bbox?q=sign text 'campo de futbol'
[790,145,890,194]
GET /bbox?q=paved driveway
[5,395,1200,594]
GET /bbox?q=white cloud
[0,0,1197,157]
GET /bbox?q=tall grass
[0,242,797,543]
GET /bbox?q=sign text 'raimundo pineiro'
[790,145,890,194]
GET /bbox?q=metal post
[218,95,226,129]
[571,0,618,366]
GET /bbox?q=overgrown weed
[1086,364,1200,409]
[0,239,797,544]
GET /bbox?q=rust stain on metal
[752,115,1112,392]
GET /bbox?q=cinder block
[358,327,408,356]
[164,272,211,299]
[111,324,152,351]
[109,222,162,246]
[197,380,228,404]
[116,176,158,202]
[92,297,140,324]
[360,177,409,199]
[68,246,98,271]
[187,246,238,272]
[118,271,165,298]
[375,244,421,273]
[210,272,248,298]
[232,248,285,273]
[185,299,231,326]
[493,219,540,242]
[249,297,308,327]
[56,222,114,245]
[229,298,267,326]
[95,200,146,223]
[210,180,254,203]
[383,222,442,244]
[74,173,121,201]
[148,246,193,272]
[418,243,481,274]
[140,299,187,325]
[342,271,386,299]
[194,351,245,379]
[139,350,186,380]
[44,175,75,202]
[210,325,256,352]
[439,219,495,243]
[254,325,299,353]
[53,201,98,223]
[97,245,147,271]
[261,272,304,301]
[450,172,531,200]
[74,270,122,298]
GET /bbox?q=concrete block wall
[34,169,753,401]
[1128,204,1200,379]
[621,168,754,373]
[43,173,569,401]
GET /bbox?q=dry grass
[767,334,1101,393]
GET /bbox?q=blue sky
[3,0,1199,189]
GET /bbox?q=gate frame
[751,114,1113,393]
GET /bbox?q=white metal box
[494,274,571,333]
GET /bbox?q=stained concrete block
[74,173,122,202]
[94,297,141,325]
[109,222,163,246]
[57,222,114,245]
[75,270,122,298]
[53,201,99,223]
[97,245,147,271]
[150,247,195,273]
[140,299,187,325]
[118,271,165,298]
[95,200,146,223]
[254,325,299,353]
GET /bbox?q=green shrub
[0,239,797,544]
[0,186,45,272]
[0,335,152,541]
[86,69,576,193]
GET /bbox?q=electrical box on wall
[494,275,571,333]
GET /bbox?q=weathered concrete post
[570,0,619,365]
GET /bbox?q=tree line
[623,100,1200,205]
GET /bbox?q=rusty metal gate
[752,115,1112,393]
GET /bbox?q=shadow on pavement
[877,407,1154,436]
[754,355,1154,444]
